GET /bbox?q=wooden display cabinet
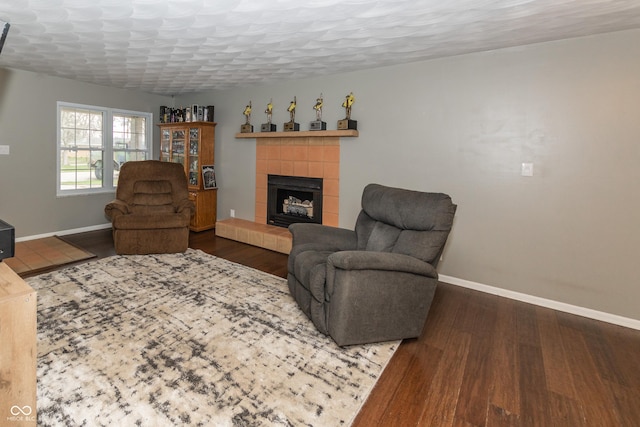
[0,262,37,426]
[159,122,217,231]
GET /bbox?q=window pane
[90,151,104,181]
[62,148,101,189]
[90,113,102,130]
[59,104,150,194]
[112,112,148,187]
[85,149,103,188]
[76,129,89,147]
[90,130,103,148]
[113,150,126,166]
[113,157,121,186]
[59,107,102,192]
[114,114,147,151]
[61,110,76,128]
[60,149,80,190]
[75,111,90,130]
[60,128,76,147]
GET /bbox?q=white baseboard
[439,274,640,331]
[15,223,112,243]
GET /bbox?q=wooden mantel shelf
[235,129,358,139]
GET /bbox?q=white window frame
[57,102,153,196]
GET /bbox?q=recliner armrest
[175,198,195,216]
[289,223,357,250]
[327,250,438,279]
[105,199,131,219]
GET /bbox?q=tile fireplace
[255,137,341,227]
[216,130,356,254]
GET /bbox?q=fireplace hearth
[267,175,323,228]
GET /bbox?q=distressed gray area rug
[27,249,398,426]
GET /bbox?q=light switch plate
[0,145,9,155]
[521,162,533,177]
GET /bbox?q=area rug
[5,236,96,277]
[27,249,399,426]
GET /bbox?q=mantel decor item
[241,101,253,133]
[310,93,326,131]
[0,21,10,55]
[261,99,277,132]
[337,92,357,130]
[284,96,300,132]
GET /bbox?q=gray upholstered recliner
[287,183,457,346]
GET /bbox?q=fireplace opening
[267,175,323,228]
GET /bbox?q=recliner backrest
[130,180,176,214]
[354,184,457,266]
[116,160,189,210]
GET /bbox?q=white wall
[180,29,640,322]
[0,68,172,237]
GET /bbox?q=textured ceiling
[1,0,640,95]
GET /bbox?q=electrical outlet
[0,145,9,155]
[521,162,534,177]
[230,209,235,218]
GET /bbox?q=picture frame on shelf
[202,165,216,189]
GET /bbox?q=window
[57,102,152,195]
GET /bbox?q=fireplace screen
[267,175,323,228]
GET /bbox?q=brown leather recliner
[105,160,194,254]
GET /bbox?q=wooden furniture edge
[235,129,358,139]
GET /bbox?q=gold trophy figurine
[310,93,326,131]
[266,100,273,123]
[261,99,276,132]
[337,92,357,130]
[241,101,253,133]
[284,96,299,131]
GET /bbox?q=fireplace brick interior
[255,137,340,227]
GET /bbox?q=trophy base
[240,124,254,133]
[309,120,327,131]
[337,119,357,130]
[283,122,300,132]
[261,123,277,132]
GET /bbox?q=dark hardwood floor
[60,229,640,426]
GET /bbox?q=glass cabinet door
[160,129,171,161]
[188,128,200,186]
[171,130,185,166]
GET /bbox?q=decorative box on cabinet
[0,262,37,426]
[159,122,217,231]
